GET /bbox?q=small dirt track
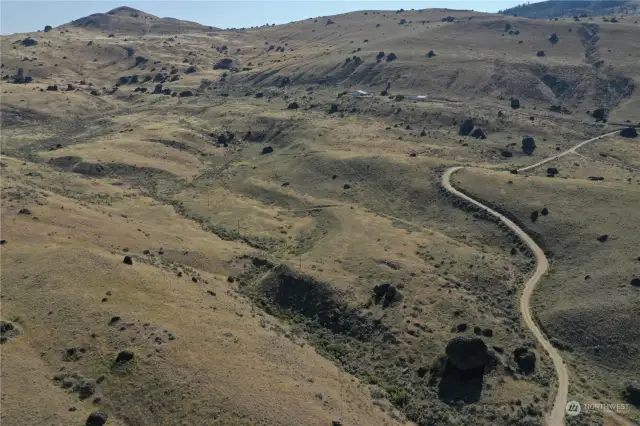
[442,129,622,426]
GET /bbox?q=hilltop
[499,0,640,19]
[1,6,639,426]
[68,6,220,34]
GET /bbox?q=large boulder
[372,283,401,308]
[470,128,486,139]
[513,347,536,374]
[623,382,640,407]
[510,98,520,109]
[459,119,474,136]
[591,108,607,121]
[445,336,491,371]
[115,350,134,363]
[213,58,235,70]
[620,127,637,138]
[522,136,536,155]
[21,37,38,47]
[85,411,108,426]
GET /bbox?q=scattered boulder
[185,66,197,74]
[10,68,32,84]
[470,128,486,139]
[591,108,607,121]
[152,84,163,94]
[213,58,235,70]
[115,350,134,364]
[85,411,108,426]
[287,102,299,110]
[376,51,385,62]
[372,283,401,308]
[386,53,398,62]
[73,162,106,176]
[588,176,604,181]
[510,98,520,109]
[513,347,536,374]
[67,84,74,91]
[21,37,38,47]
[326,18,335,25]
[550,104,570,114]
[426,50,436,58]
[531,211,539,223]
[623,383,640,406]
[261,146,273,154]
[178,90,194,97]
[549,33,559,44]
[0,321,14,333]
[18,208,32,215]
[501,150,513,158]
[459,119,474,136]
[445,337,491,371]
[597,234,608,243]
[46,85,58,91]
[90,90,100,96]
[536,50,546,57]
[541,207,549,216]
[630,278,640,288]
[76,378,96,399]
[546,167,558,177]
[620,127,638,138]
[123,255,133,265]
[399,19,408,25]
[522,136,536,155]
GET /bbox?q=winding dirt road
[441,129,622,426]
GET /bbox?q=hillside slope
[1,6,638,426]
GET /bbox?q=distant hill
[499,0,639,18]
[69,6,220,34]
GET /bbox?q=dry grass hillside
[1,6,638,426]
